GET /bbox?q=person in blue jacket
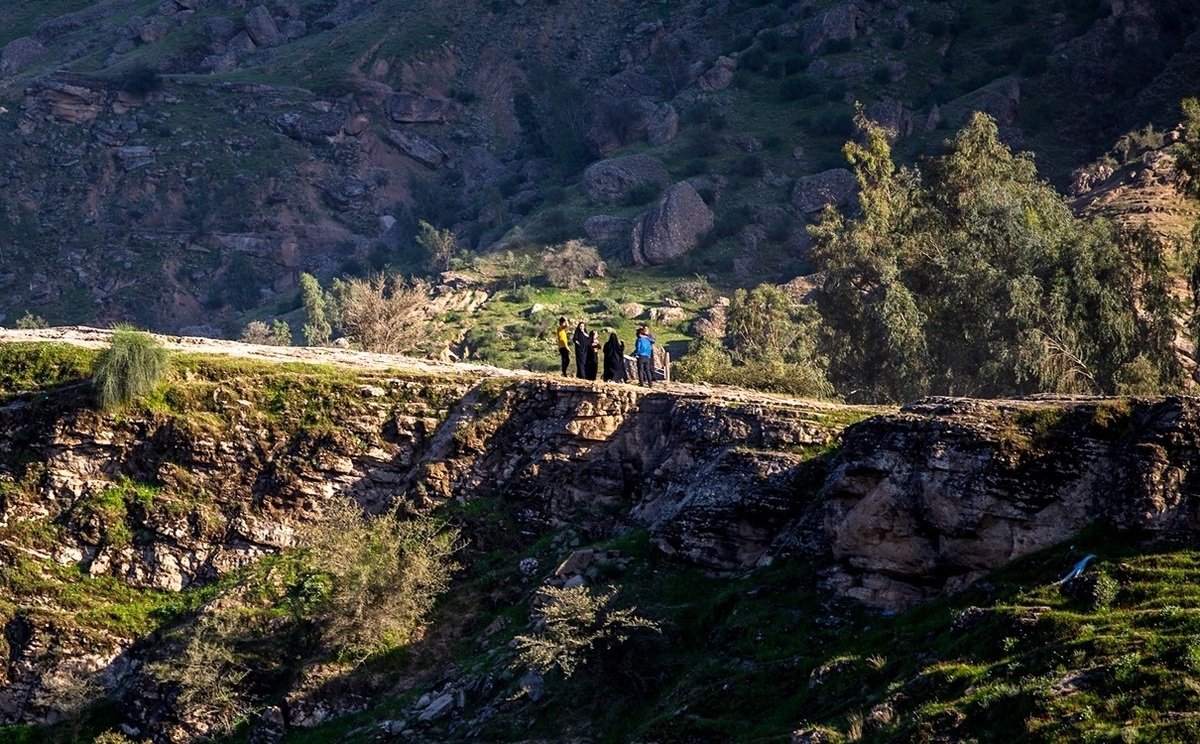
[634,325,655,387]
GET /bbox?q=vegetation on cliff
[1,342,1199,742]
[809,110,1185,402]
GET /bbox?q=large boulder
[790,168,857,214]
[585,96,660,156]
[629,182,714,266]
[583,215,632,244]
[271,110,345,143]
[941,76,1020,128]
[461,146,508,193]
[21,77,107,125]
[582,154,669,205]
[697,56,736,92]
[646,103,679,146]
[865,97,914,142]
[385,128,447,169]
[243,4,284,48]
[35,0,140,41]
[801,3,865,54]
[822,397,1200,611]
[384,91,456,124]
[0,37,48,77]
[314,0,374,29]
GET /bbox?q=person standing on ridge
[556,317,570,375]
[634,325,655,387]
[573,321,589,378]
[584,330,600,380]
[602,331,625,382]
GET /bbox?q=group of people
[555,317,658,387]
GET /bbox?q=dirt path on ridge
[0,326,885,414]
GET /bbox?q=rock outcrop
[629,182,714,266]
[0,38,47,77]
[582,154,669,205]
[823,396,1200,611]
[790,168,857,214]
[801,3,865,54]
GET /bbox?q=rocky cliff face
[0,0,1197,332]
[7,337,1200,739]
[0,344,871,740]
[823,395,1200,611]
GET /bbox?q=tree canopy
[809,110,1180,402]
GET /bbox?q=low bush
[330,273,431,354]
[92,327,169,409]
[542,241,606,289]
[513,585,659,678]
[301,498,460,661]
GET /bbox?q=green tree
[417,220,457,273]
[1175,97,1200,199]
[14,311,47,329]
[675,284,833,397]
[300,273,331,346]
[270,318,292,346]
[300,498,459,662]
[810,109,1179,402]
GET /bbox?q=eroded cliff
[4,334,1200,742]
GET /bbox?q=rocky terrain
[3,331,1200,741]
[0,0,1197,341]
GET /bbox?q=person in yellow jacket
[556,316,570,375]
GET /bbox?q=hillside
[3,333,1200,742]
[0,0,1198,354]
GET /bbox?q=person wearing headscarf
[584,330,600,380]
[572,321,588,377]
[602,332,626,382]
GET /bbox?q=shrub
[240,319,292,346]
[512,585,660,678]
[779,75,821,102]
[15,311,47,329]
[120,63,161,96]
[330,273,431,354]
[92,326,169,409]
[542,240,606,289]
[732,155,765,178]
[239,320,272,345]
[148,613,251,735]
[300,498,460,661]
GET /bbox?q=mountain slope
[0,0,1198,342]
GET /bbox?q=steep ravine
[2,331,1200,741]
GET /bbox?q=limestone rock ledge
[823,396,1200,610]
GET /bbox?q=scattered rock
[941,75,1020,128]
[698,56,736,91]
[385,128,448,169]
[790,168,857,213]
[0,38,48,77]
[417,692,455,721]
[243,4,284,48]
[801,3,865,54]
[384,91,457,124]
